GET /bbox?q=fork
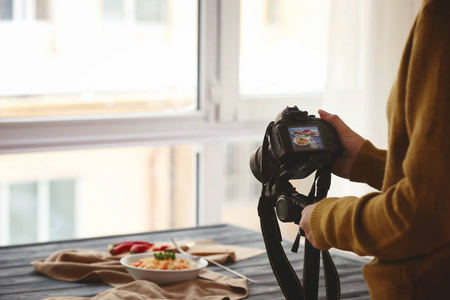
[170,238,256,284]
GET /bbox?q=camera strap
[258,188,306,299]
[258,168,340,300]
[299,168,340,300]
[257,122,304,298]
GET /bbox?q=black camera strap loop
[307,167,332,203]
[258,167,340,300]
[302,167,340,300]
[258,192,307,300]
[322,249,341,300]
[298,168,328,299]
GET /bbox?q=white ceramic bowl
[120,252,208,285]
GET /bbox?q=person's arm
[302,2,450,259]
[300,139,386,250]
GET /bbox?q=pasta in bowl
[120,252,208,285]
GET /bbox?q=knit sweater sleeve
[310,1,450,259]
[348,140,386,191]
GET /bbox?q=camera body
[250,106,342,183]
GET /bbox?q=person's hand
[318,109,365,179]
[299,203,329,250]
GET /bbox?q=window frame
[0,0,268,153]
[0,0,321,153]
[0,0,325,227]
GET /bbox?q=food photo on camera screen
[288,125,325,152]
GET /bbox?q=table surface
[0,224,370,300]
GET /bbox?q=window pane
[0,145,196,246]
[49,179,76,240]
[102,0,124,20]
[0,0,13,20]
[240,0,330,96]
[9,182,39,244]
[222,140,261,232]
[136,0,167,23]
[0,0,197,119]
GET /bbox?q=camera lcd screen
[288,126,324,152]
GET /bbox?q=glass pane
[222,140,261,232]
[9,182,39,244]
[240,0,330,96]
[0,0,13,20]
[0,0,197,119]
[136,0,167,22]
[102,0,124,20]
[0,145,196,246]
[49,179,76,240]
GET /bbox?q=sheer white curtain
[323,0,422,197]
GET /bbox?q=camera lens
[249,145,284,183]
[276,195,301,223]
[249,146,264,182]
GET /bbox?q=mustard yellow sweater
[311,0,450,299]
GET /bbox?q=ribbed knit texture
[349,140,386,190]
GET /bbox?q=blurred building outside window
[0,179,76,245]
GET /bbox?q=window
[222,140,261,231]
[102,0,168,23]
[7,182,39,244]
[265,0,281,25]
[0,0,51,22]
[0,0,333,246]
[0,179,76,245]
[136,0,167,23]
[0,0,13,20]
[239,0,329,96]
[0,145,197,245]
[48,179,76,240]
[102,0,124,20]
[0,0,197,118]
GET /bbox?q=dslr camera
[250,106,342,223]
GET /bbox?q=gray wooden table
[0,224,370,299]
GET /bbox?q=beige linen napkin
[32,241,265,299]
[32,249,133,286]
[42,269,247,300]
